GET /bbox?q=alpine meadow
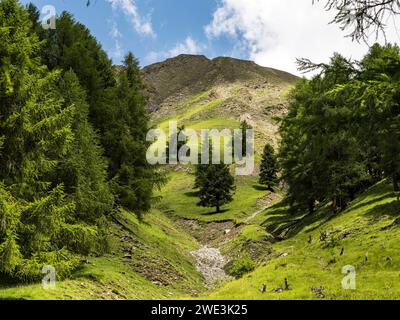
[1,0,400,307]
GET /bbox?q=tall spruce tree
[102,53,161,216]
[26,8,163,216]
[55,70,114,224]
[0,0,100,280]
[259,144,278,191]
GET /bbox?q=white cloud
[145,36,205,64]
[110,20,122,39]
[110,40,124,62]
[205,0,400,75]
[107,0,154,37]
[108,20,124,62]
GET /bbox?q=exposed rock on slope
[142,54,298,112]
[142,54,299,150]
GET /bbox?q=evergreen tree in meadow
[259,144,278,191]
[196,163,235,213]
[0,0,100,280]
[239,120,252,157]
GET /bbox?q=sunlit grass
[206,180,400,300]
[156,171,269,223]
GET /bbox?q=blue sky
[21,0,400,75]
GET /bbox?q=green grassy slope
[4,56,398,300]
[156,171,270,223]
[3,174,399,300]
[0,209,204,300]
[206,180,400,300]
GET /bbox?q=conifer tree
[197,164,235,213]
[259,144,278,191]
[27,8,163,216]
[0,0,99,280]
[239,120,252,157]
[102,53,162,216]
[55,70,114,224]
[166,125,187,163]
[330,44,400,196]
[280,54,368,213]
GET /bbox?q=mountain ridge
[141,54,299,113]
[140,54,299,153]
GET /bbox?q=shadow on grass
[252,184,270,191]
[260,200,339,239]
[259,200,306,238]
[0,274,33,290]
[257,181,399,240]
[184,191,200,198]
[365,199,400,221]
[346,192,395,213]
[201,209,230,216]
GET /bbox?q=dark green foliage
[166,125,187,163]
[0,0,103,280]
[54,70,114,224]
[280,54,369,213]
[239,121,252,157]
[228,254,255,279]
[330,44,400,195]
[280,44,400,214]
[196,164,235,213]
[259,144,278,191]
[100,53,162,216]
[26,7,162,217]
[38,11,116,101]
[0,0,158,281]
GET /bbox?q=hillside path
[244,192,282,224]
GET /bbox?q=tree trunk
[308,199,315,215]
[393,174,400,192]
[349,189,355,201]
[332,197,338,213]
[216,205,220,213]
[394,174,400,202]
